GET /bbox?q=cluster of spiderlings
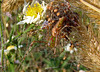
[46,1,70,23]
[45,0,79,39]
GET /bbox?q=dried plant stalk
[1,0,32,13]
[88,0,100,7]
[80,0,100,13]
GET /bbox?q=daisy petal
[17,16,33,25]
[23,2,30,14]
[30,13,40,23]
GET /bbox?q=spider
[42,0,79,47]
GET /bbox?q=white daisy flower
[6,45,17,51]
[17,1,47,25]
[64,43,77,54]
[0,45,23,55]
[0,45,17,55]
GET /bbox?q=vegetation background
[0,0,100,72]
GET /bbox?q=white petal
[23,17,32,24]
[31,0,36,6]
[65,47,68,51]
[74,47,77,51]
[30,13,40,23]
[66,43,71,51]
[38,20,44,24]
[42,6,47,17]
[79,70,85,72]
[14,46,17,50]
[23,2,30,14]
[17,21,25,25]
[41,1,47,17]
[70,50,74,54]
[17,16,33,25]
[18,45,23,48]
[30,16,35,24]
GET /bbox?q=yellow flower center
[26,2,43,18]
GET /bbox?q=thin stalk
[0,21,4,71]
[0,6,4,71]
[80,0,100,13]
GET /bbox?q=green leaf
[9,27,14,42]
[61,56,71,68]
[23,24,35,34]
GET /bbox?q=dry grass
[1,0,32,13]
[76,24,100,71]
[66,0,100,71]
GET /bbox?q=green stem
[0,23,4,71]
[0,8,4,72]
